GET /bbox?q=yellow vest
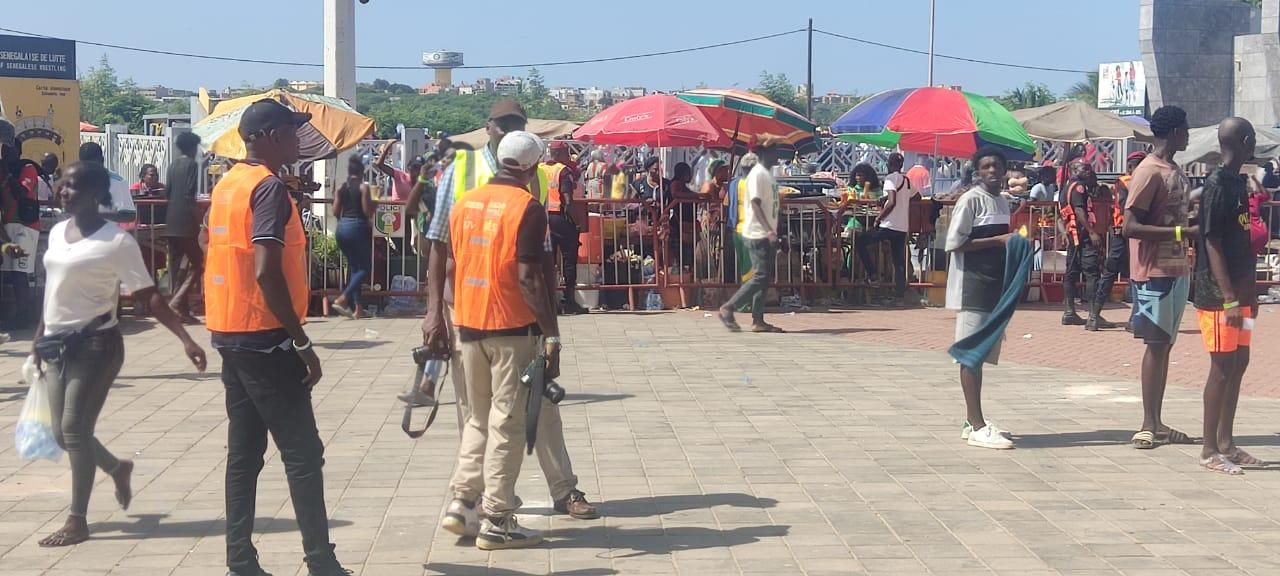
[451,148,549,205]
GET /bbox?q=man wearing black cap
[422,100,599,536]
[206,99,350,576]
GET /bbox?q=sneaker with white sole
[967,425,1014,449]
[475,515,542,550]
[441,498,479,537]
[961,421,1013,440]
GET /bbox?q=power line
[0,26,804,71]
[814,29,1090,74]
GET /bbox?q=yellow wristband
[1223,300,1240,310]
[1175,225,1182,242]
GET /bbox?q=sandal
[1131,430,1161,450]
[1200,453,1244,475]
[751,323,786,333]
[38,527,89,547]
[1226,448,1266,467]
[1156,427,1197,445]
[718,311,741,333]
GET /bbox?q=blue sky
[4,0,1136,97]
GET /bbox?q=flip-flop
[1226,448,1266,467]
[1131,430,1161,450]
[751,323,786,333]
[1200,453,1244,475]
[718,311,741,333]
[38,529,89,547]
[1156,427,1197,445]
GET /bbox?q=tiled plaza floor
[3,309,1280,575]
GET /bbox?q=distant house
[288,80,324,92]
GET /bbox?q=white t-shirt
[742,163,779,240]
[105,170,137,220]
[879,172,915,232]
[42,220,154,334]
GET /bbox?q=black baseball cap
[238,99,312,140]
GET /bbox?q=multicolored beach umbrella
[831,87,1036,159]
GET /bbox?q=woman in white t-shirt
[33,162,207,548]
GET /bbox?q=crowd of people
[0,95,1273,574]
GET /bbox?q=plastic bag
[15,356,62,462]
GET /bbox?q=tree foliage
[996,82,1058,111]
[79,55,169,133]
[1064,72,1099,107]
[752,71,803,114]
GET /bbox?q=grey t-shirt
[945,186,1011,312]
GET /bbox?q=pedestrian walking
[946,147,1016,450]
[718,139,784,333]
[33,161,206,547]
[330,155,373,319]
[164,131,204,323]
[421,100,599,535]
[1194,117,1262,474]
[1122,105,1197,450]
[204,99,350,576]
[438,130,563,549]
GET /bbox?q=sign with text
[0,35,79,166]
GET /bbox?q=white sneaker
[475,515,542,550]
[967,425,1014,450]
[961,421,1013,440]
[441,499,479,537]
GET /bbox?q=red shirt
[2,163,41,230]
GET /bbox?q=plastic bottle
[645,290,663,311]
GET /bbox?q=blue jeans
[335,217,372,308]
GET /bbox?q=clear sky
[4,0,1137,97]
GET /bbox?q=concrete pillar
[316,0,357,208]
[1265,0,1280,34]
[104,123,127,173]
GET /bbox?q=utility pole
[927,0,936,86]
[806,18,814,120]
[319,0,357,203]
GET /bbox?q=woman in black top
[331,155,374,318]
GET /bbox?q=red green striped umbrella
[677,88,817,151]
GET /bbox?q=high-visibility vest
[204,163,309,333]
[543,162,566,213]
[1113,175,1131,228]
[450,148,549,205]
[1059,181,1099,244]
[449,183,538,332]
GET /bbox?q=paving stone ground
[3,309,1280,575]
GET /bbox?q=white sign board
[1098,61,1145,116]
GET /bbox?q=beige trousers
[446,308,579,503]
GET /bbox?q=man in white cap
[441,130,562,549]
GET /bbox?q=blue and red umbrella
[831,87,1036,159]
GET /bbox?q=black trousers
[221,348,338,574]
[549,213,580,303]
[1064,234,1102,310]
[1097,227,1128,304]
[855,227,909,297]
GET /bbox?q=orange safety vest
[450,183,538,332]
[204,163,309,333]
[1059,181,1099,244]
[1112,175,1131,228]
[543,162,566,213]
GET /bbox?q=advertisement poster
[0,35,79,167]
[373,203,404,238]
[1098,60,1145,116]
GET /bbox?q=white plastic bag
[15,356,62,462]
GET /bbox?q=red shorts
[1196,307,1257,353]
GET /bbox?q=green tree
[752,71,802,113]
[1065,72,1099,107]
[811,98,861,127]
[272,78,290,89]
[525,67,548,101]
[371,78,391,92]
[79,55,162,133]
[996,82,1058,111]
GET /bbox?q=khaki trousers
[450,335,536,518]
[446,307,579,502]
